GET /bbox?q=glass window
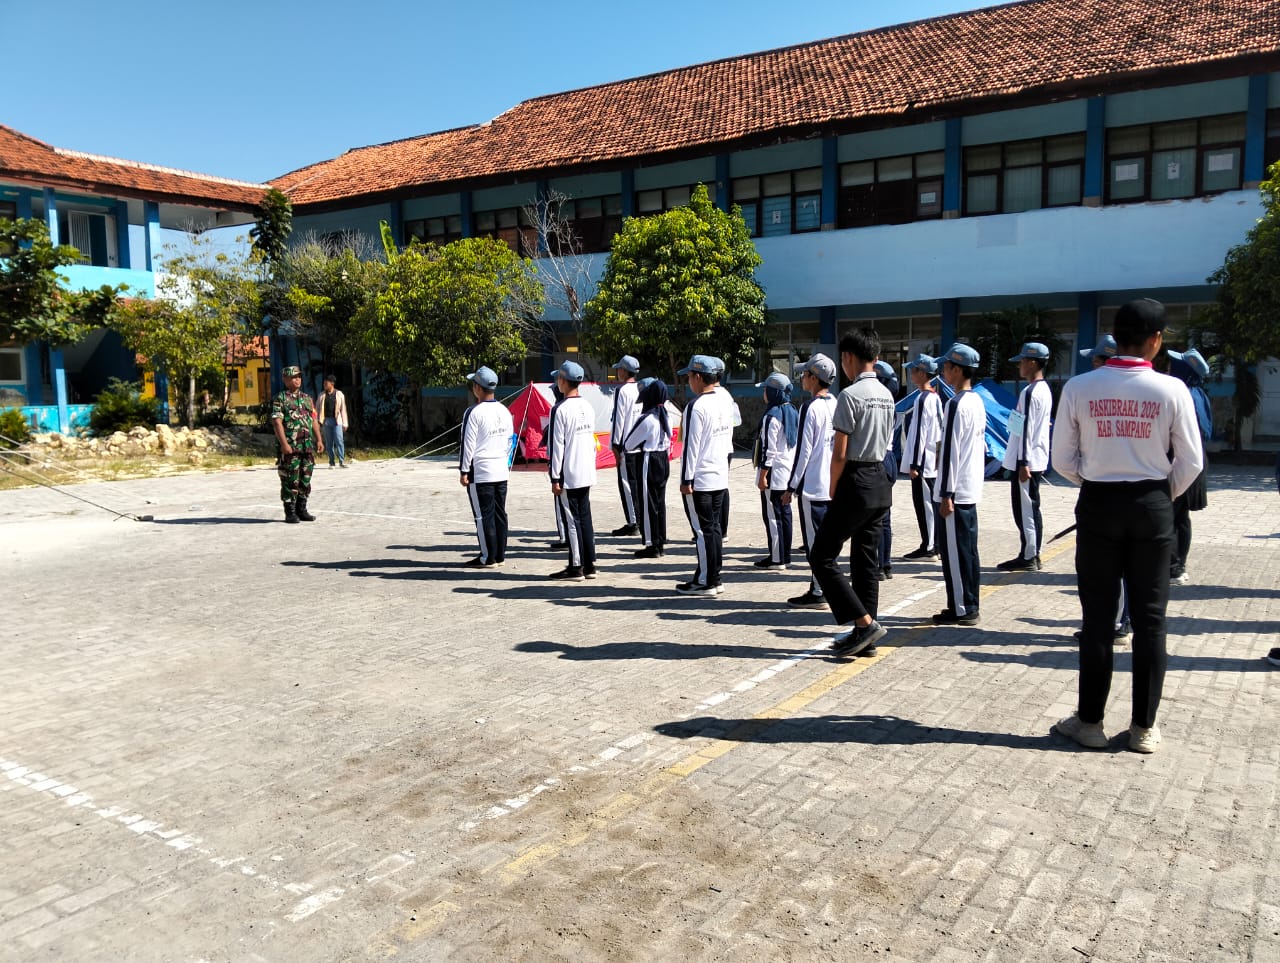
[738,202,759,237]
[966,145,1002,171]
[576,197,601,219]
[1151,148,1196,200]
[916,151,945,178]
[1201,114,1246,145]
[761,195,791,236]
[794,193,821,231]
[1203,148,1242,193]
[1005,140,1043,167]
[1046,134,1085,162]
[1153,121,1197,150]
[1047,164,1082,206]
[637,190,663,213]
[0,348,23,383]
[1109,126,1150,155]
[878,156,913,182]
[733,177,760,200]
[917,180,943,217]
[497,209,518,228]
[1109,158,1146,200]
[840,162,874,187]
[0,201,14,257]
[794,167,822,192]
[665,186,691,208]
[475,211,496,232]
[1003,165,1042,213]
[966,174,998,214]
[762,173,791,197]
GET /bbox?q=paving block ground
[1,455,1277,961]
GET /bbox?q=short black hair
[691,370,721,385]
[562,379,582,391]
[1025,358,1047,373]
[323,374,336,384]
[945,360,979,383]
[1113,299,1166,351]
[839,328,881,364]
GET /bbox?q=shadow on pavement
[653,713,1080,751]
[516,638,829,662]
[960,649,1277,673]
[152,517,276,525]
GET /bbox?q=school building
[272,0,1280,440]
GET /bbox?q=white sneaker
[1128,724,1161,754]
[1053,714,1109,749]
[1172,571,1190,585]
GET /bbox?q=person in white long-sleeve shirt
[609,355,642,537]
[784,354,838,608]
[901,354,943,560]
[623,378,673,558]
[547,360,598,581]
[998,342,1054,572]
[1051,299,1203,755]
[459,365,514,568]
[754,371,798,569]
[933,343,987,626]
[677,354,735,595]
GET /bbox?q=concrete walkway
[1,457,1276,961]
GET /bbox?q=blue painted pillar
[1084,97,1106,206]
[1244,74,1269,187]
[386,200,403,249]
[114,200,131,269]
[16,191,32,220]
[714,154,730,211]
[541,334,556,377]
[943,119,962,218]
[620,169,635,218]
[143,201,161,270]
[268,332,284,397]
[460,191,474,238]
[50,348,70,434]
[153,367,171,425]
[42,188,59,244]
[941,299,959,348]
[1076,292,1099,374]
[819,306,837,345]
[821,137,838,230]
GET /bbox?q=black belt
[1081,478,1169,494]
[846,460,883,468]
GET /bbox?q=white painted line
[285,886,345,922]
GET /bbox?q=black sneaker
[831,620,886,657]
[583,566,598,580]
[463,556,493,568]
[902,546,937,560]
[549,566,584,581]
[997,556,1041,572]
[787,592,826,609]
[634,546,664,559]
[881,566,893,580]
[675,581,717,595]
[933,609,980,626]
[1265,647,1280,667]
[549,541,569,550]
[611,524,639,537]
[875,569,886,581]
[753,559,786,569]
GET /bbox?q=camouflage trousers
[278,450,315,504]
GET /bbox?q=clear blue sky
[7,0,990,185]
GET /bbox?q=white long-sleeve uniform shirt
[548,395,598,489]
[759,408,797,491]
[1051,357,1203,499]
[905,389,943,478]
[623,410,671,453]
[681,389,735,490]
[935,389,987,505]
[1001,379,1052,472]
[459,399,514,484]
[610,380,640,448]
[787,394,836,501]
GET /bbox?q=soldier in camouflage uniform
[271,365,324,524]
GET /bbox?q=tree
[522,189,597,336]
[111,233,260,427]
[1192,160,1280,448]
[582,184,767,385]
[958,305,1072,383]
[0,217,123,345]
[353,233,544,438]
[249,188,293,271]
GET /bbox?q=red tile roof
[273,0,1280,209]
[0,125,267,210]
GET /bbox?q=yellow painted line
[376,533,1078,953]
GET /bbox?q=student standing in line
[901,354,943,561]
[873,359,901,580]
[547,378,570,550]
[547,360,598,581]
[624,378,673,559]
[459,366,514,568]
[609,355,642,537]
[808,329,896,656]
[677,355,735,595]
[707,357,740,541]
[933,344,987,626]
[1050,299,1202,754]
[1165,348,1212,586]
[997,342,1054,572]
[784,354,839,609]
[753,371,798,569]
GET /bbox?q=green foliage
[582,184,767,384]
[249,189,293,271]
[89,379,162,435]
[354,235,544,391]
[282,234,384,360]
[0,407,31,448]
[958,305,1072,382]
[0,217,124,345]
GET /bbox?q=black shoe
[634,546,664,559]
[611,524,639,537]
[583,566,597,580]
[996,556,1040,571]
[831,620,887,657]
[753,558,786,569]
[676,581,717,595]
[933,609,980,626]
[787,592,826,609]
[881,566,893,580]
[463,556,493,568]
[549,540,569,550]
[295,498,316,522]
[283,503,299,524]
[549,566,584,581]
[902,546,936,560]
[875,569,886,581]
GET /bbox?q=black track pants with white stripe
[467,480,508,564]
[936,501,980,617]
[1009,470,1044,560]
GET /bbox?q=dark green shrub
[90,379,163,435]
[0,407,31,448]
